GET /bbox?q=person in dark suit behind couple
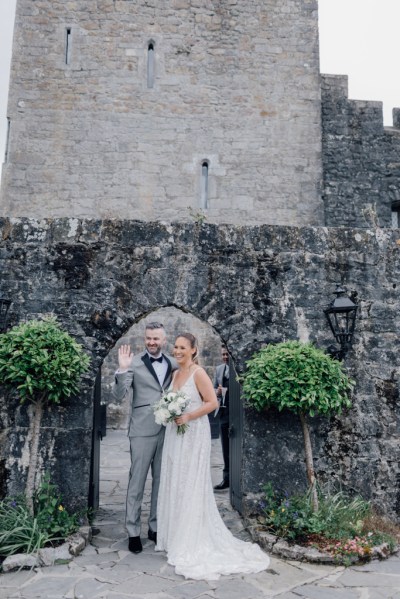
[213,345,230,490]
[112,322,177,554]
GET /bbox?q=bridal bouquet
[153,390,191,434]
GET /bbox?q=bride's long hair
[175,332,199,364]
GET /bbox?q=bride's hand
[175,413,191,426]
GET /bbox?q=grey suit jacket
[113,352,177,437]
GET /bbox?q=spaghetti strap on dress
[156,371,270,580]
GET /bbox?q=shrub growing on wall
[0,316,90,509]
[242,341,354,510]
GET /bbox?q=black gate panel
[89,367,102,510]
[229,359,243,513]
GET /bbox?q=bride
[156,333,270,580]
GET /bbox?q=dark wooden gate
[89,367,106,510]
[229,359,243,513]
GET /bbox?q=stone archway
[91,307,230,512]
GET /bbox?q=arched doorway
[89,307,243,520]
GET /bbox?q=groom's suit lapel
[141,353,160,387]
[163,355,172,387]
[141,353,172,389]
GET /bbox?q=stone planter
[244,517,398,566]
[1,526,91,573]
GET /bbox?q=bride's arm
[175,368,218,425]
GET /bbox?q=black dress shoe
[148,528,157,544]
[128,536,142,553]
[214,480,229,490]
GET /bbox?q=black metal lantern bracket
[324,285,358,361]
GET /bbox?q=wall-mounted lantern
[0,299,12,333]
[324,285,358,361]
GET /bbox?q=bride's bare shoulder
[192,366,211,384]
[192,365,206,376]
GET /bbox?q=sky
[318,0,400,125]
[0,0,399,179]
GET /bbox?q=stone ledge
[1,526,91,573]
[244,518,399,566]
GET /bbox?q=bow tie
[150,356,163,363]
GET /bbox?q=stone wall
[0,0,323,226]
[321,74,400,229]
[0,218,399,520]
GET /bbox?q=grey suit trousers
[126,429,165,537]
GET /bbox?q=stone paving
[1,429,399,599]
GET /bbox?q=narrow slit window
[200,161,209,209]
[4,118,11,162]
[147,42,155,88]
[65,27,72,65]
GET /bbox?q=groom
[113,322,177,554]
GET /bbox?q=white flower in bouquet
[168,400,182,415]
[154,407,170,425]
[153,389,190,434]
[176,395,187,407]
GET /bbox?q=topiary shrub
[242,341,354,510]
[0,316,90,509]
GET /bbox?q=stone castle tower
[1,0,323,226]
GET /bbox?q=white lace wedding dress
[156,370,270,580]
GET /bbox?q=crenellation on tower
[391,107,400,130]
[321,73,400,229]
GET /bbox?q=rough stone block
[1,553,39,572]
